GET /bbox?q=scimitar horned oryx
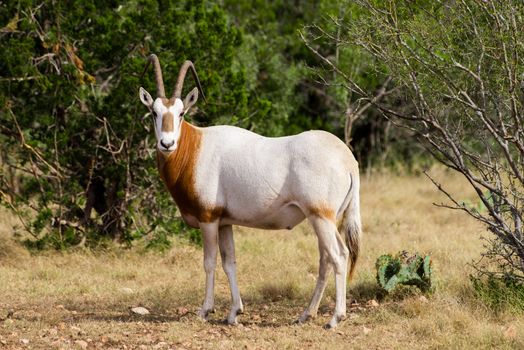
[138,54,362,328]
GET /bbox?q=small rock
[349,313,360,320]
[418,295,428,303]
[363,326,371,335]
[503,325,516,339]
[75,340,88,349]
[20,338,30,345]
[71,325,82,333]
[131,307,150,315]
[176,307,189,315]
[367,299,379,307]
[121,287,134,294]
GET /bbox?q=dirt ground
[1,169,522,349]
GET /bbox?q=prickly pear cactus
[376,251,432,293]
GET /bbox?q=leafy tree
[301,1,427,169]
[303,0,524,283]
[223,0,377,139]
[0,0,246,248]
[222,0,316,135]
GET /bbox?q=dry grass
[1,168,523,349]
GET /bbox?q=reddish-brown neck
[156,121,202,217]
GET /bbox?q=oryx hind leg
[307,214,349,329]
[298,246,331,323]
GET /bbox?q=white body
[185,125,354,230]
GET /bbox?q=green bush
[471,275,524,313]
[0,1,248,248]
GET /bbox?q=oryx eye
[151,111,157,118]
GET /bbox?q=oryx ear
[139,87,154,108]
[183,87,199,113]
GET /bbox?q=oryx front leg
[219,225,243,325]
[198,222,219,321]
[309,216,349,329]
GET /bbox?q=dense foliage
[0,0,377,248]
[0,0,250,247]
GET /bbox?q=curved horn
[142,54,166,98]
[172,60,206,102]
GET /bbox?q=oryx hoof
[226,308,243,326]
[226,316,239,326]
[197,308,215,321]
[296,313,315,324]
[324,314,346,329]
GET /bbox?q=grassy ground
[1,169,522,349]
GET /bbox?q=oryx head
[139,54,205,153]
